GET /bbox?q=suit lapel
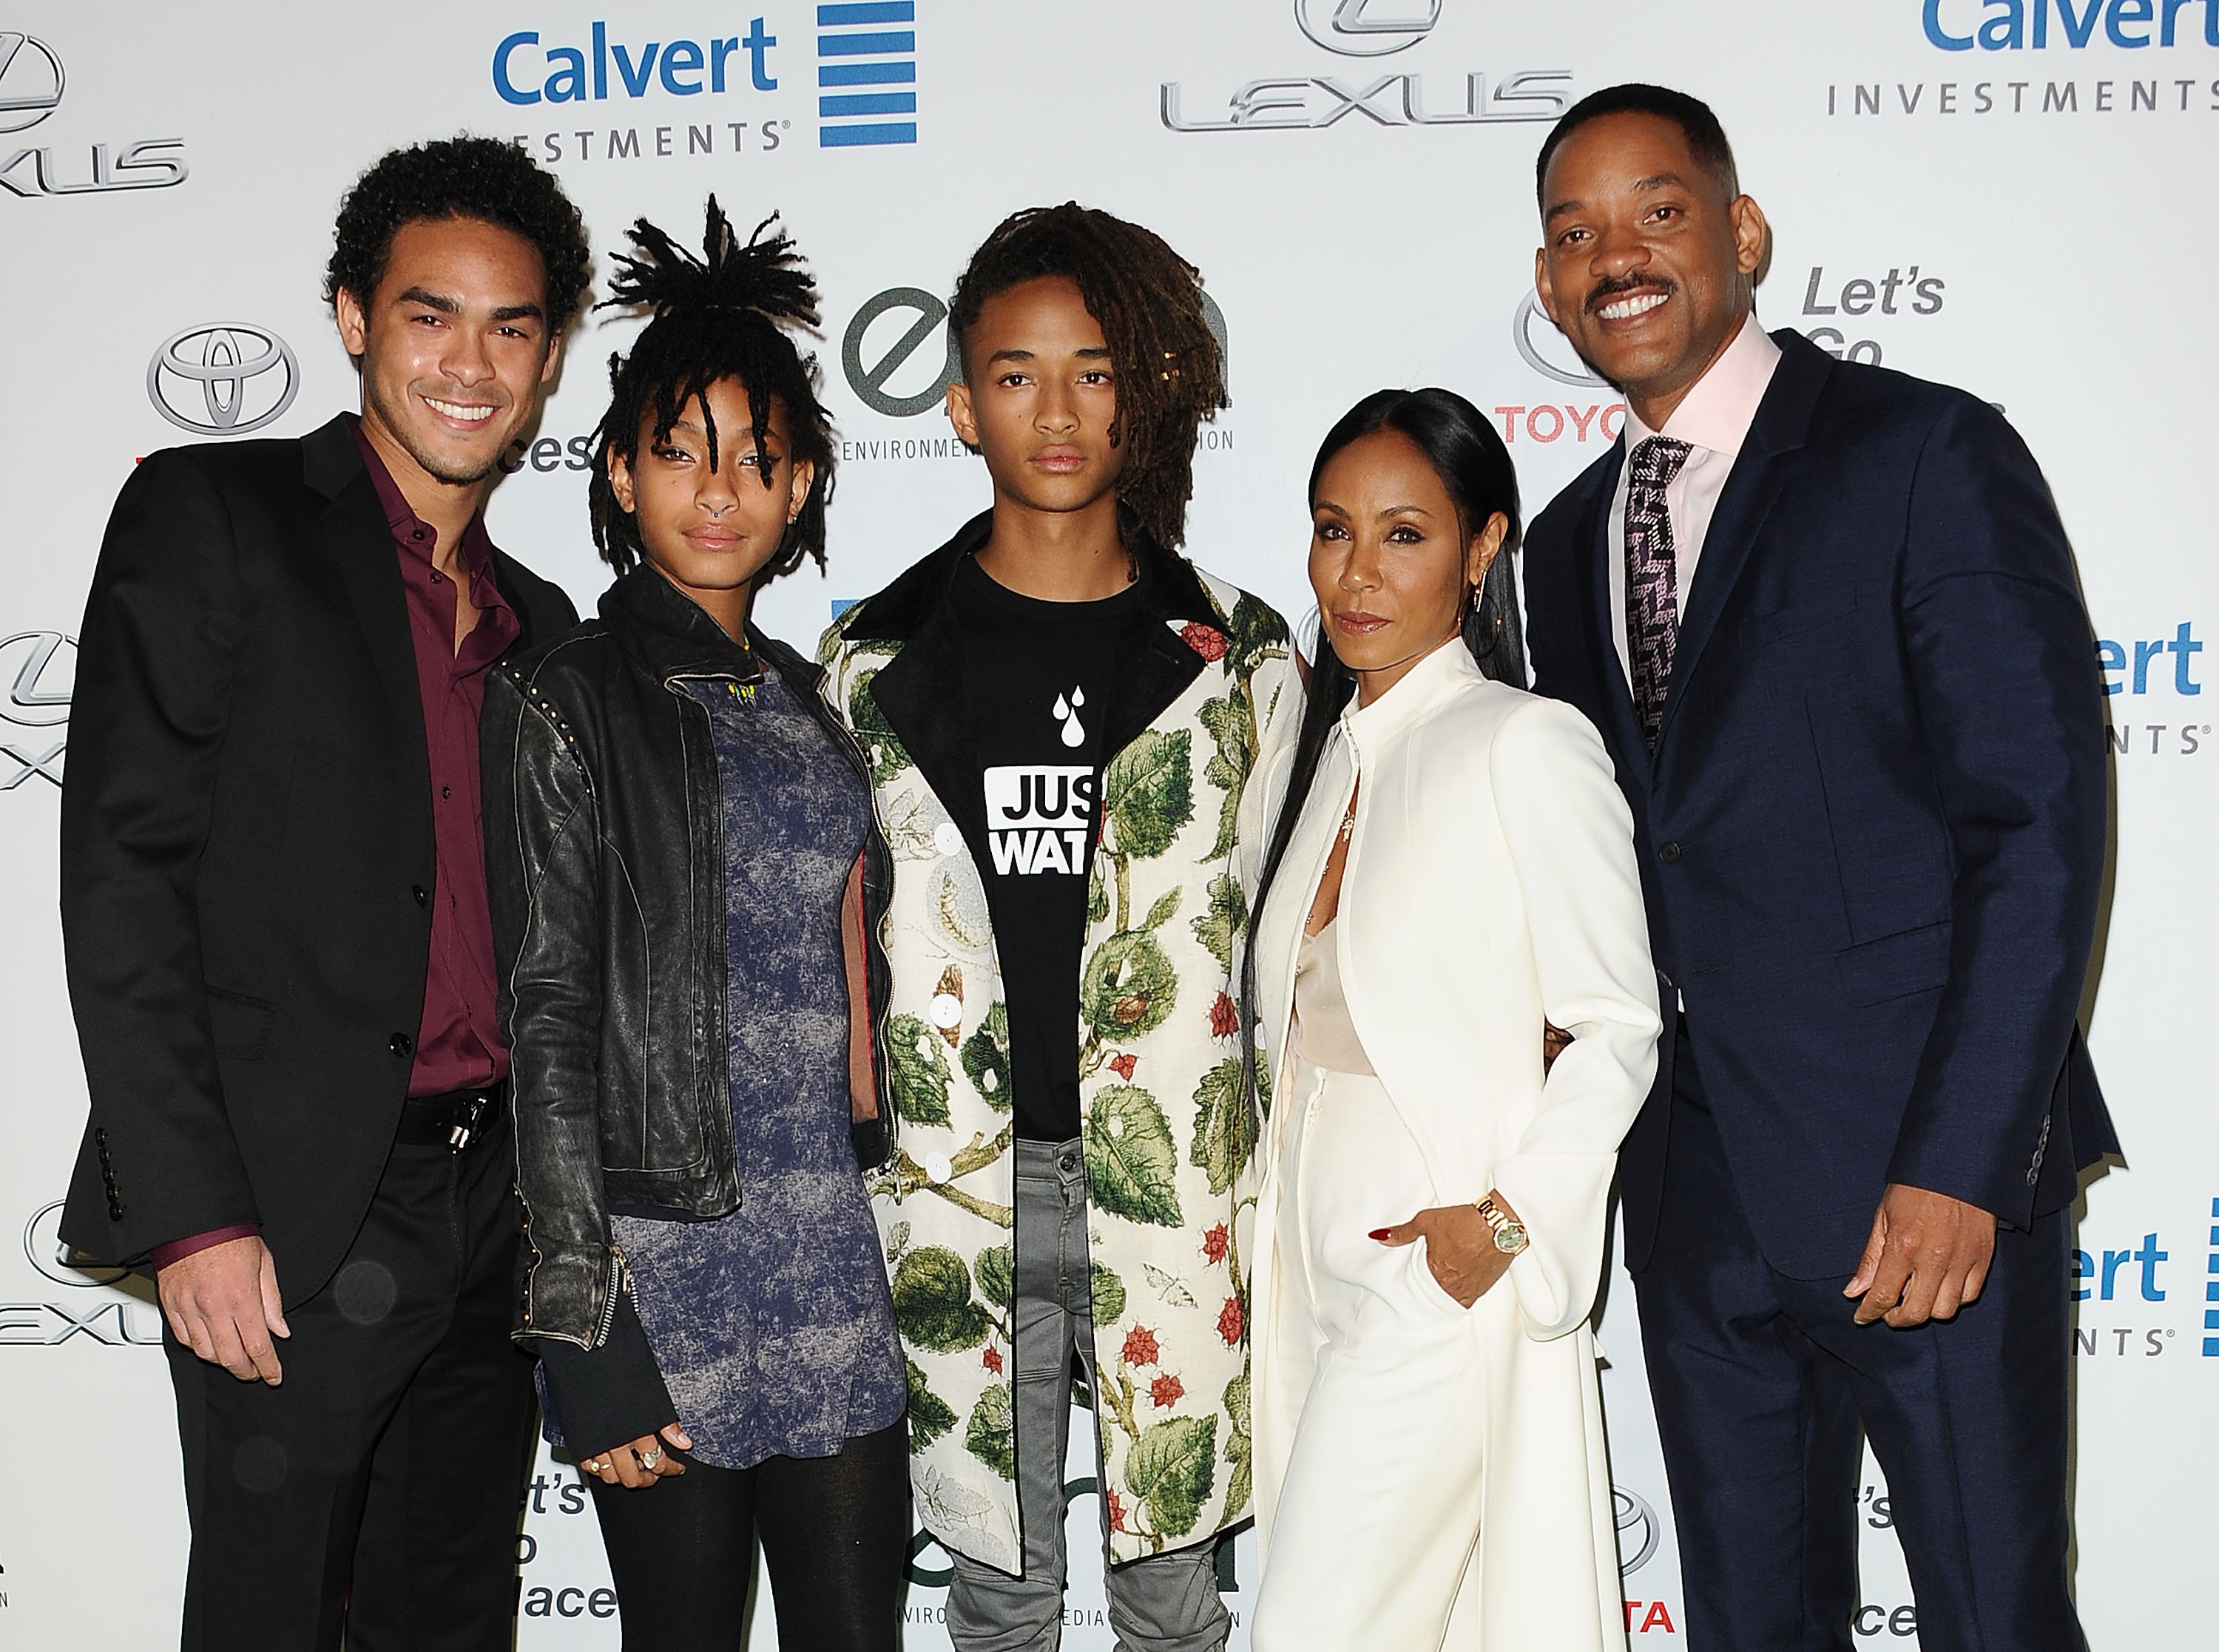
[869,602,992,866]
[300,417,431,799]
[1655,331,1831,756]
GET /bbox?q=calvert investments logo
[0,629,71,791]
[1161,0,1571,131]
[0,30,187,197]
[496,14,793,164]
[817,2,919,149]
[146,324,300,436]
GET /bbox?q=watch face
[1494,1221,1528,1253]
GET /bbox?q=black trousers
[1634,1024,2084,1652]
[166,1123,538,1652]
[588,1418,911,1652]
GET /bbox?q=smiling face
[335,214,561,496]
[1309,429,1507,706]
[1534,112,1766,429]
[606,376,813,632]
[947,275,1127,522]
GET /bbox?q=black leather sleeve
[530,1288,679,1461]
[60,450,259,1260]
[484,665,617,1347]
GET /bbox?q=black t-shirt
[951,555,1142,1142]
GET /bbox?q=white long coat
[1246,640,1661,1648]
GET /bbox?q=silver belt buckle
[449,1094,491,1153]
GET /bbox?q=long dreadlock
[948,203,1226,552]
[587,196,837,580]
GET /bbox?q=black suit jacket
[1524,331,2115,1279]
[59,414,578,1301]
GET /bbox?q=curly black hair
[587,197,837,582]
[324,135,592,339]
[948,203,1225,552]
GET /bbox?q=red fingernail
[1368,1228,1391,1241]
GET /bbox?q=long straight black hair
[1240,387,1525,1106]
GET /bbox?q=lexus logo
[1295,0,1442,56]
[147,324,300,436]
[0,630,73,727]
[23,1200,126,1288]
[1614,1483,1661,1574]
[0,32,63,135]
[1513,290,1607,389]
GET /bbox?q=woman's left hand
[1373,1205,1514,1308]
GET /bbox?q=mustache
[1584,273,1675,315]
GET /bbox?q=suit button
[108,1201,126,1220]
[390,1032,415,1057]
[413,884,429,907]
[1658,841,1683,864]
[95,1127,109,1146]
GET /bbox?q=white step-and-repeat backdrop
[1,1,2211,1646]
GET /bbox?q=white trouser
[1251,1060,1496,1652]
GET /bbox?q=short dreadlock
[586,197,837,581]
[325,135,591,339]
[948,203,1226,552]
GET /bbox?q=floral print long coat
[818,520,1292,1570]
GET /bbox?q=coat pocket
[203,985,277,1060]
[1739,589,1857,648]
[1834,920,1951,1006]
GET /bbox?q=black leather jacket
[484,568,895,1350]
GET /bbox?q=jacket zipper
[595,1244,629,1349]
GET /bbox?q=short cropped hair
[1535,84,1739,209]
[324,136,592,338]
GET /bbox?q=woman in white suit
[1241,388,1661,1651]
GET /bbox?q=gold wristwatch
[1473,1194,1529,1256]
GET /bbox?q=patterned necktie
[1625,436,1692,751]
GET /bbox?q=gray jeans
[945,1138,1230,1652]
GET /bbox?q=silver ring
[638,1445,663,1469]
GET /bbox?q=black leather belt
[396,1081,510,1151]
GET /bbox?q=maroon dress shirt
[148,423,522,1268]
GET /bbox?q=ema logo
[1297,0,1443,56]
[817,3,918,148]
[1922,0,2219,50]
[146,324,300,436]
[0,32,186,198]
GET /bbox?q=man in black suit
[1521,87,2113,1652]
[60,137,587,1650]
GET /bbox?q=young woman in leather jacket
[482,199,906,1652]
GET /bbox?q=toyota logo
[147,324,300,436]
[1513,290,1608,389]
[23,1199,128,1288]
[0,631,74,728]
[1614,1483,1661,1575]
[0,32,63,135]
[1296,0,1442,56]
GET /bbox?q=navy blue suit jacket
[1524,329,2115,1279]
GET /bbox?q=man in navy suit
[1521,85,2114,1652]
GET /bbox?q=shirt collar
[348,413,502,586]
[1621,310,1782,461]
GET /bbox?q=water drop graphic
[1055,685,1087,748]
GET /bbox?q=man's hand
[579,1423,693,1489]
[1845,1183,1998,1327]
[1374,1204,1514,1309]
[158,1235,290,1384]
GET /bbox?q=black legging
[587,1418,911,1651]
